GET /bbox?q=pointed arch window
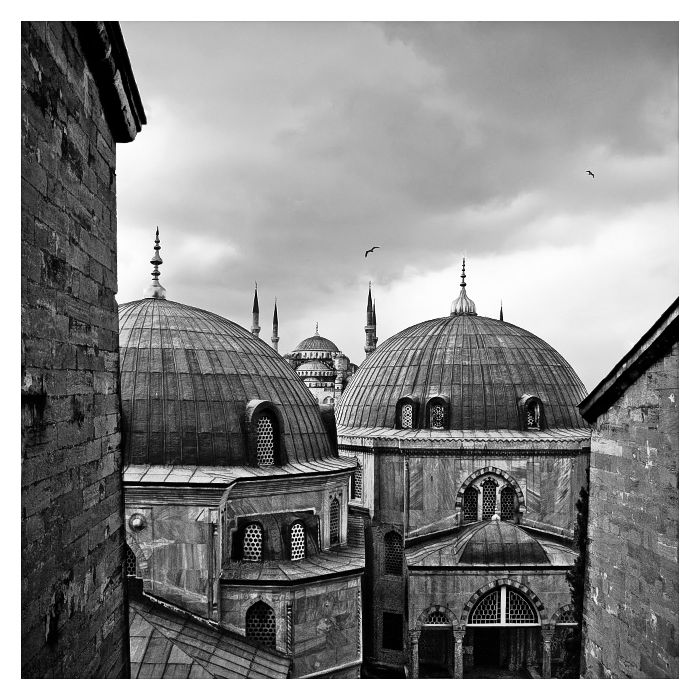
[481,479,497,519]
[384,530,403,576]
[469,586,539,626]
[242,523,264,562]
[290,521,306,561]
[329,497,340,546]
[519,395,545,431]
[463,487,479,522]
[246,601,276,648]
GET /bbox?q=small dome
[457,521,550,566]
[296,360,335,376]
[119,298,334,466]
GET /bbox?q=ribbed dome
[119,298,334,466]
[336,314,588,431]
[457,520,550,566]
[296,360,334,375]
[293,333,339,353]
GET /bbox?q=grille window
[470,589,500,624]
[506,589,537,623]
[556,607,576,625]
[481,479,497,519]
[246,601,276,648]
[400,403,413,429]
[424,610,450,625]
[330,497,340,546]
[126,545,138,577]
[256,414,275,466]
[526,401,541,429]
[430,403,445,428]
[384,531,403,576]
[242,523,263,562]
[352,465,363,499]
[463,487,478,522]
[500,486,515,521]
[290,522,305,561]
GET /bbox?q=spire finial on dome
[315,321,319,335]
[144,226,167,299]
[450,257,476,316]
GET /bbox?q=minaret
[364,282,377,358]
[143,227,166,299]
[271,298,279,352]
[450,258,477,316]
[251,283,260,337]
[499,300,503,322]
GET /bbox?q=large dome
[336,313,588,431]
[119,298,334,466]
[293,331,339,354]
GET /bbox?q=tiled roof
[129,595,290,678]
[119,298,334,467]
[337,314,588,431]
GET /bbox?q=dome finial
[144,226,167,299]
[450,257,476,316]
[315,321,319,335]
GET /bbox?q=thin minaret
[364,282,377,358]
[144,226,166,299]
[271,298,279,352]
[251,283,260,337]
[500,300,503,322]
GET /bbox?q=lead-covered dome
[336,289,588,432]
[119,298,334,466]
[293,330,339,354]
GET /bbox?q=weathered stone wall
[21,21,126,678]
[583,341,678,678]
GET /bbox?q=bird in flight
[365,246,380,257]
[586,170,595,178]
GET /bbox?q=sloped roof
[129,595,290,678]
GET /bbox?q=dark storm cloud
[116,21,677,388]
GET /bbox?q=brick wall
[583,342,679,678]
[21,21,128,677]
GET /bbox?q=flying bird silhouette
[365,246,380,258]
[586,170,595,178]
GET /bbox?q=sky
[115,21,678,392]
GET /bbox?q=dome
[336,313,588,431]
[119,298,334,466]
[296,360,335,376]
[457,520,550,566]
[293,331,339,354]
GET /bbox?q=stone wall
[583,341,679,678]
[21,21,140,677]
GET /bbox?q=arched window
[469,586,539,625]
[463,487,479,522]
[384,531,403,576]
[246,601,276,648]
[126,545,138,577]
[290,521,306,561]
[256,412,276,466]
[242,523,263,562]
[329,497,340,546]
[351,464,363,499]
[400,403,413,429]
[526,400,541,430]
[430,403,445,428]
[500,486,515,521]
[481,479,497,519]
[424,610,450,625]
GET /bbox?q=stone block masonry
[21,21,144,677]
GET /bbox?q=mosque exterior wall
[21,21,144,677]
[583,339,679,679]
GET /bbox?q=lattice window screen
[242,523,263,561]
[500,486,515,521]
[526,401,541,429]
[481,479,497,519]
[126,545,138,577]
[353,465,363,499]
[384,531,403,575]
[430,403,445,428]
[256,414,275,466]
[463,487,478,522]
[400,403,413,429]
[556,607,576,624]
[330,497,340,545]
[246,602,276,648]
[506,589,537,623]
[290,522,305,561]
[470,589,500,624]
[424,610,450,625]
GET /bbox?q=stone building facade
[21,21,145,678]
[579,298,679,679]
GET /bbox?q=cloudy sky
[115,21,678,392]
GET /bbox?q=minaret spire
[364,281,377,358]
[144,226,166,299]
[251,283,260,336]
[271,298,279,352]
[500,299,503,322]
[450,257,476,316]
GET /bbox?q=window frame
[426,396,450,430]
[395,396,418,429]
[289,520,306,561]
